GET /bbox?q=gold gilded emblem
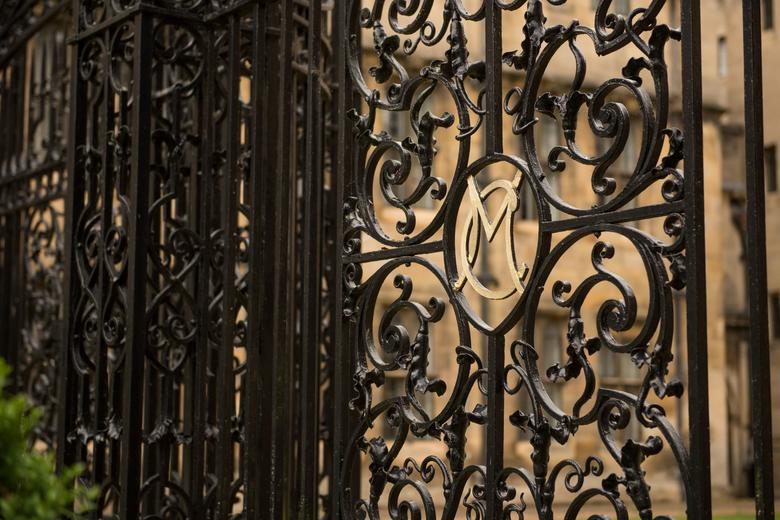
[452,170,530,300]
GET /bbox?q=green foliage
[0,359,96,519]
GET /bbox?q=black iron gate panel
[55,0,337,518]
[0,0,70,452]
[329,0,727,518]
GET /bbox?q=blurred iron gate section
[0,0,70,455]
[55,0,338,517]
[328,2,775,520]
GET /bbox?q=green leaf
[0,358,96,519]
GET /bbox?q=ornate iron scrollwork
[0,1,69,453]
[58,0,340,517]
[340,0,693,517]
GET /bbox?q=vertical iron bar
[189,25,215,520]
[299,0,324,516]
[118,12,153,518]
[57,0,87,472]
[0,68,5,169]
[277,1,296,511]
[215,15,241,518]
[680,1,712,518]
[0,215,12,366]
[320,6,341,512]
[91,27,114,490]
[245,1,268,516]
[2,212,20,384]
[257,2,281,513]
[742,1,776,516]
[486,333,505,520]
[485,2,504,514]
[256,1,295,514]
[331,0,358,515]
[484,0,502,155]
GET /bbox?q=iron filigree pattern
[59,0,341,517]
[0,2,69,452]
[341,0,692,518]
[0,200,66,452]
[67,19,134,514]
[17,202,66,451]
[62,6,256,517]
[0,0,66,67]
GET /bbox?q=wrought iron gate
[0,0,776,519]
[329,0,775,519]
[52,0,339,517]
[0,0,70,452]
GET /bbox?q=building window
[539,321,564,407]
[764,0,774,30]
[382,374,436,440]
[381,376,406,438]
[384,107,405,138]
[380,305,438,440]
[382,106,436,210]
[765,144,778,193]
[518,175,537,221]
[514,317,565,439]
[718,36,728,77]
[527,116,562,221]
[593,0,630,14]
[596,127,638,213]
[771,293,780,339]
[599,351,644,441]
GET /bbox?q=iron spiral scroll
[341,0,693,518]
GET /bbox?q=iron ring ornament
[342,0,691,518]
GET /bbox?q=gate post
[117,12,154,517]
[742,0,776,516]
[58,2,226,516]
[331,0,358,517]
[253,1,297,515]
[680,0,713,518]
[57,0,85,474]
[244,2,269,516]
[298,0,326,516]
